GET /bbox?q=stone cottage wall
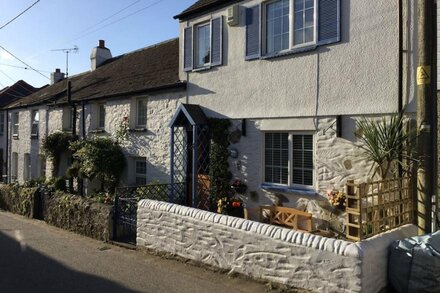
[137,199,418,293]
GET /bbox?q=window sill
[89,129,106,134]
[260,183,317,196]
[192,66,212,72]
[129,128,147,133]
[30,134,39,139]
[262,45,317,60]
[62,129,73,134]
[12,135,19,140]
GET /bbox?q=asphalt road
[0,211,270,293]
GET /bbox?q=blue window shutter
[245,5,261,60]
[318,0,340,45]
[211,16,223,66]
[184,26,193,71]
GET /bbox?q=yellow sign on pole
[417,65,431,85]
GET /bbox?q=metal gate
[112,182,186,244]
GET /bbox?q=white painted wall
[179,0,417,118]
[137,200,418,293]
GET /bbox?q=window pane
[196,24,211,67]
[264,132,288,184]
[266,0,289,54]
[99,105,105,128]
[305,9,314,27]
[294,12,303,30]
[292,135,313,186]
[136,177,147,186]
[294,0,304,11]
[305,27,314,43]
[305,0,314,9]
[137,100,147,126]
[294,31,304,45]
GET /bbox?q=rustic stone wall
[44,191,113,242]
[0,185,39,218]
[137,200,418,293]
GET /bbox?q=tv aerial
[50,45,79,78]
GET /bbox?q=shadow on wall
[0,231,135,293]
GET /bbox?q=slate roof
[6,38,185,109]
[174,0,240,20]
[0,80,38,107]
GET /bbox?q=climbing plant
[70,137,126,192]
[208,118,232,210]
[42,132,77,177]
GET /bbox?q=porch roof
[169,104,208,127]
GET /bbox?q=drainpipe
[398,0,404,180]
[5,109,8,183]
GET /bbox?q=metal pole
[170,126,175,201]
[192,126,198,208]
[416,0,434,234]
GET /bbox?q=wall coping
[139,199,361,258]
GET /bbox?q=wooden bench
[259,206,313,232]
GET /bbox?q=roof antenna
[50,46,79,78]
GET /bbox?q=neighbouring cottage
[170,0,419,226]
[0,80,39,182]
[4,39,186,193]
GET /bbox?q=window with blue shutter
[245,0,340,60]
[183,27,193,71]
[184,16,223,71]
[245,5,261,60]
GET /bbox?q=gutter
[3,82,187,111]
[174,0,240,21]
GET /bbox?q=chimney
[50,68,65,85]
[90,40,112,71]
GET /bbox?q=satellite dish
[228,129,242,144]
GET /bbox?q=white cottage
[172,0,418,221]
[4,39,186,192]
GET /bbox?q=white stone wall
[137,200,418,293]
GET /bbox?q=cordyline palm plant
[356,110,414,180]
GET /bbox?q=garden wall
[0,185,40,218]
[44,192,113,242]
[137,200,417,293]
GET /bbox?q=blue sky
[0,0,195,88]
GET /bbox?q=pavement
[0,211,272,293]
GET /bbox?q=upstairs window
[12,112,19,136]
[98,104,105,129]
[63,107,74,131]
[195,23,211,68]
[136,99,147,128]
[183,17,223,71]
[246,0,340,59]
[31,110,39,137]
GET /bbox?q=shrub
[42,132,77,177]
[70,137,126,192]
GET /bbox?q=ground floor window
[264,132,314,187]
[135,159,147,185]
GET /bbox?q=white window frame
[12,112,19,137]
[262,0,318,56]
[135,98,148,129]
[97,103,106,129]
[135,158,147,186]
[31,109,39,137]
[263,131,315,189]
[194,21,212,68]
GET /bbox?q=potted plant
[231,179,247,194]
[327,189,347,211]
